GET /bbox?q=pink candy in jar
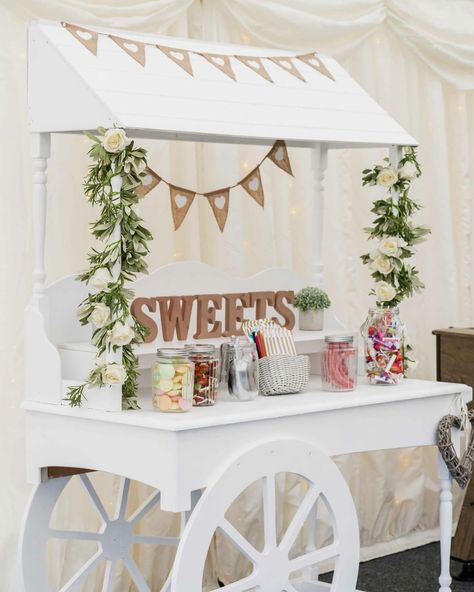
[321,335,357,392]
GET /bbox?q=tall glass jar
[152,348,194,412]
[361,307,404,385]
[184,344,219,406]
[321,335,357,392]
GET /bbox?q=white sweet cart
[21,20,471,592]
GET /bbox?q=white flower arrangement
[66,127,153,409]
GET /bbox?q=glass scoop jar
[321,335,357,392]
[184,343,219,406]
[152,348,194,412]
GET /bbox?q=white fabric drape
[1,1,474,590]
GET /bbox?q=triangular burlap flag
[158,46,193,76]
[205,188,230,232]
[136,168,161,197]
[62,22,98,55]
[240,168,264,207]
[109,35,146,66]
[268,140,293,176]
[201,53,236,81]
[269,57,306,82]
[170,186,195,230]
[235,56,273,83]
[297,52,335,82]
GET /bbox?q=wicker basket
[258,354,310,396]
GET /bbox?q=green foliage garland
[66,128,153,409]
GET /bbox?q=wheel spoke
[58,550,103,592]
[219,573,259,592]
[220,519,260,564]
[128,489,161,525]
[116,477,131,520]
[279,484,321,552]
[102,560,116,592]
[133,534,180,546]
[49,529,102,541]
[79,474,109,524]
[263,473,277,549]
[289,542,339,572]
[124,556,151,592]
[284,585,299,592]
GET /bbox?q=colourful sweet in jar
[184,344,219,406]
[152,348,194,412]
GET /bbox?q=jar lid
[156,347,188,358]
[184,343,216,354]
[325,334,354,344]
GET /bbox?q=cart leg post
[438,455,453,592]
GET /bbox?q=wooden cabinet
[433,328,474,563]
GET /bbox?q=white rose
[398,161,417,180]
[369,248,380,260]
[110,321,135,346]
[371,255,393,276]
[101,364,125,385]
[378,237,399,257]
[89,303,111,328]
[90,267,114,291]
[376,167,398,188]
[375,281,397,302]
[102,128,131,153]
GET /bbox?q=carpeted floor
[320,542,474,591]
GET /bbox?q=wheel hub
[258,548,290,591]
[101,518,133,560]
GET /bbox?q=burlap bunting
[109,35,146,66]
[298,52,335,82]
[62,22,98,55]
[268,140,293,176]
[201,53,236,81]
[269,57,305,82]
[205,188,230,232]
[157,45,193,76]
[240,168,264,206]
[136,168,161,197]
[170,186,196,230]
[235,56,273,83]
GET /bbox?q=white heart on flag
[76,30,92,40]
[247,60,260,69]
[142,174,152,186]
[248,177,259,192]
[309,57,320,67]
[280,60,292,69]
[214,195,226,209]
[274,147,284,161]
[175,194,188,208]
[170,50,185,61]
[212,56,225,66]
[124,42,138,53]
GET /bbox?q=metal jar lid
[324,334,354,344]
[156,347,189,359]
[184,343,216,355]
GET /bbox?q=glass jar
[361,306,404,385]
[220,338,259,402]
[321,335,357,392]
[152,348,194,412]
[184,344,219,406]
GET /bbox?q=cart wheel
[20,473,182,592]
[171,440,359,592]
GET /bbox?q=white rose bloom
[378,237,399,257]
[102,128,131,153]
[375,281,397,302]
[102,364,125,386]
[369,248,380,260]
[89,303,111,328]
[371,255,393,276]
[110,321,135,346]
[90,267,113,291]
[376,167,398,188]
[398,161,417,180]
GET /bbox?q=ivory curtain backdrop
[1,0,474,589]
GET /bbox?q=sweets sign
[131,290,295,343]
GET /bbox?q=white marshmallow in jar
[152,348,194,412]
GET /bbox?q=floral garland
[66,128,153,409]
[361,147,430,307]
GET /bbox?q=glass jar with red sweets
[152,349,194,412]
[184,344,219,406]
[321,335,357,392]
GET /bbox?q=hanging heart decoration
[109,35,146,67]
[297,52,335,82]
[437,411,474,489]
[62,22,98,55]
[268,140,293,176]
[158,45,194,76]
[269,56,306,82]
[235,56,273,83]
[201,53,236,81]
[240,168,264,206]
[135,168,161,197]
[205,189,230,232]
[169,186,196,229]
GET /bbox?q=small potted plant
[294,286,331,331]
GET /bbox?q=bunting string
[136,140,293,232]
[61,22,335,83]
